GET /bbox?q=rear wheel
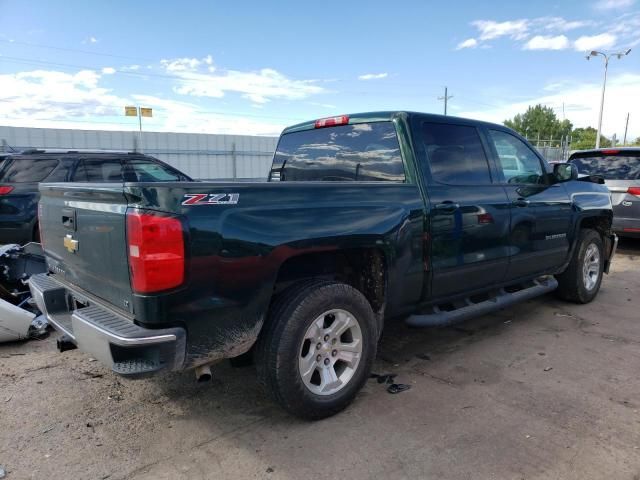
[555,229,604,303]
[256,280,377,420]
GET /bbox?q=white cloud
[595,0,635,9]
[0,68,287,136]
[122,64,141,71]
[574,33,617,51]
[159,56,324,104]
[160,57,202,72]
[524,35,570,50]
[101,67,116,75]
[457,73,640,140]
[357,72,388,80]
[538,17,592,31]
[456,38,478,50]
[0,69,124,123]
[460,16,635,51]
[472,19,529,41]
[131,95,284,136]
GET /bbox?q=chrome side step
[406,276,558,328]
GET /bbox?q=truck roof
[281,111,510,135]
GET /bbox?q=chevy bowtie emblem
[64,234,79,253]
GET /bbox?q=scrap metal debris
[0,465,6,479]
[387,383,411,394]
[370,373,397,384]
[0,243,46,343]
[371,373,412,394]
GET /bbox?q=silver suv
[569,148,640,238]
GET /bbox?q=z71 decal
[182,193,240,206]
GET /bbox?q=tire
[555,229,604,304]
[256,280,377,420]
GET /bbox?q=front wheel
[555,229,604,303]
[256,280,377,420]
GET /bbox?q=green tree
[504,104,573,144]
[570,127,612,150]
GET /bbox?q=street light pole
[595,56,608,149]
[586,49,632,149]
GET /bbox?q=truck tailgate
[39,183,133,313]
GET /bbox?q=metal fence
[0,126,279,180]
[523,137,571,163]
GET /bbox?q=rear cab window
[418,122,492,185]
[269,121,405,182]
[0,157,60,183]
[569,151,640,180]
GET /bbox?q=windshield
[0,158,59,183]
[270,121,405,182]
[569,154,640,180]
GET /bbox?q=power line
[0,38,156,63]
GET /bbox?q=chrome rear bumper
[29,273,186,376]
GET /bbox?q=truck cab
[30,112,616,420]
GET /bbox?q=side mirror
[553,163,578,182]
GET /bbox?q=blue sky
[1,0,639,139]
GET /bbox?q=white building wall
[0,126,278,180]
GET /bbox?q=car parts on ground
[0,242,47,343]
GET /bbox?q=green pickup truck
[30,112,617,419]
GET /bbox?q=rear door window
[0,158,59,183]
[126,160,182,181]
[73,159,124,182]
[419,123,492,185]
[270,121,405,182]
[569,154,640,180]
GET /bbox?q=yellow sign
[125,106,138,117]
[140,107,153,118]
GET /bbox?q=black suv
[0,150,192,244]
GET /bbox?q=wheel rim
[582,243,601,291]
[298,309,363,396]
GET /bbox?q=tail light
[126,210,185,293]
[627,187,640,197]
[0,186,14,195]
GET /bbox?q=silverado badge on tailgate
[63,234,79,253]
[182,193,239,205]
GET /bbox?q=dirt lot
[1,240,639,480]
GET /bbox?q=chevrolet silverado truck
[29,112,617,419]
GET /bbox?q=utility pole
[623,112,630,145]
[438,87,453,115]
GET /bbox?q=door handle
[434,201,460,212]
[512,198,530,207]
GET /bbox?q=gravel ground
[1,239,639,480]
